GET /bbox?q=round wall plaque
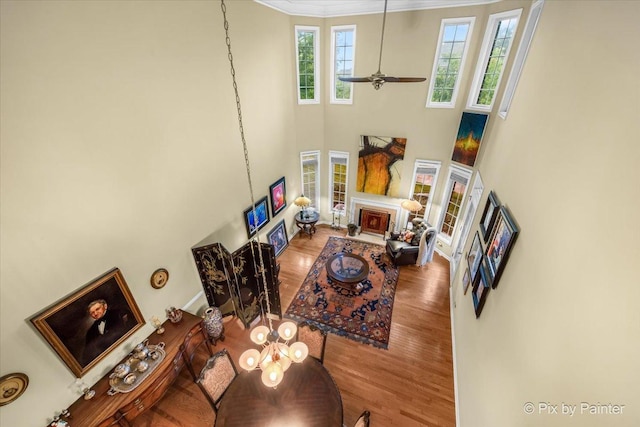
[0,372,29,406]
[150,268,169,289]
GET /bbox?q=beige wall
[294,2,531,254]
[2,0,639,426]
[452,1,640,426]
[0,1,298,424]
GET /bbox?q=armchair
[386,219,435,266]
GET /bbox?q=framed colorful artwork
[243,196,270,238]
[451,112,489,167]
[479,190,501,242]
[269,176,287,217]
[357,135,406,197]
[30,268,145,377]
[486,206,520,288]
[472,255,492,318]
[467,231,483,286]
[266,219,289,257]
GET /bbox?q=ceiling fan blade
[338,76,373,83]
[383,77,427,83]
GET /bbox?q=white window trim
[300,150,320,209]
[295,25,320,105]
[437,164,473,246]
[499,0,544,119]
[328,151,349,215]
[330,25,356,105]
[426,17,475,109]
[409,159,442,220]
[466,8,523,112]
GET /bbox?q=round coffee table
[325,253,370,291]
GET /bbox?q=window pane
[454,24,469,42]
[408,162,440,222]
[329,152,349,211]
[296,27,318,104]
[332,27,355,103]
[469,11,520,109]
[443,25,456,42]
[428,19,474,107]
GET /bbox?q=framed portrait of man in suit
[30,268,144,377]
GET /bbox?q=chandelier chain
[220,0,273,328]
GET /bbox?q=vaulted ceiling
[255,0,501,17]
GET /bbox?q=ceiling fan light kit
[339,0,426,90]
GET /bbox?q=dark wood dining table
[214,357,343,426]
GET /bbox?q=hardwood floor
[134,225,455,427]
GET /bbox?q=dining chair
[296,321,327,363]
[196,348,238,413]
[181,321,214,381]
[353,410,371,427]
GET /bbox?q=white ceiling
[254,0,501,17]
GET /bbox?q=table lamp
[294,195,311,219]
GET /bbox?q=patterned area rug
[285,236,399,349]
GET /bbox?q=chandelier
[220,0,309,389]
[238,320,309,387]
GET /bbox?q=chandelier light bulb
[250,325,270,345]
[276,344,292,372]
[289,341,309,363]
[239,349,261,371]
[241,322,308,388]
[261,362,284,387]
[277,321,297,341]
[259,346,274,370]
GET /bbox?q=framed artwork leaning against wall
[30,268,145,377]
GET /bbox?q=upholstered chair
[196,349,238,413]
[386,220,430,266]
[296,321,327,363]
[353,410,371,427]
[181,322,214,381]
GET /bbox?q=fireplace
[359,209,390,236]
[349,197,402,235]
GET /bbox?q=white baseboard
[435,245,450,260]
[183,290,205,313]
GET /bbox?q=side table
[295,211,319,239]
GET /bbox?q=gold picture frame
[30,268,145,377]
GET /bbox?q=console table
[59,312,207,427]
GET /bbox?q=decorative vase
[347,223,357,236]
[203,306,224,344]
[166,306,183,323]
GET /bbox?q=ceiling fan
[339,0,426,90]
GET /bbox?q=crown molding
[254,0,502,18]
